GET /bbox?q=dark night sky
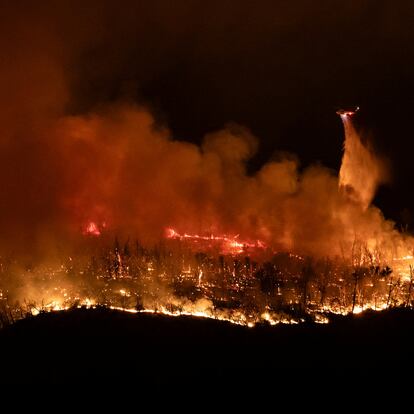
[63,0,414,226]
[3,0,414,231]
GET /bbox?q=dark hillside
[1,308,413,385]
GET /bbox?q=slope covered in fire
[0,3,413,326]
[1,108,414,325]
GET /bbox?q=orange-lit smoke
[44,103,410,262]
[0,2,411,266]
[339,115,386,209]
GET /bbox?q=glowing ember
[83,221,101,236]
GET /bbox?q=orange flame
[83,221,101,236]
[165,227,267,255]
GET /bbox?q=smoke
[0,0,412,265]
[339,116,386,209]
[19,102,406,262]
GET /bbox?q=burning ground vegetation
[0,111,414,328]
[1,230,414,329]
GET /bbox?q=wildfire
[1,235,412,331]
[83,221,101,236]
[1,217,413,329]
[27,301,298,328]
[1,108,414,332]
[165,227,267,255]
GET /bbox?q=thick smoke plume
[2,2,414,328]
[0,1,412,266]
[0,100,410,263]
[339,116,386,210]
[56,104,411,259]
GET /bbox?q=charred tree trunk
[387,276,394,308]
[405,265,414,308]
[319,284,327,308]
[302,279,308,311]
[301,260,314,312]
[351,270,359,313]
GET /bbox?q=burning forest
[0,106,413,329]
[1,1,414,336]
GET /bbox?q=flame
[83,221,101,236]
[1,240,413,330]
[0,109,413,331]
[165,227,267,255]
